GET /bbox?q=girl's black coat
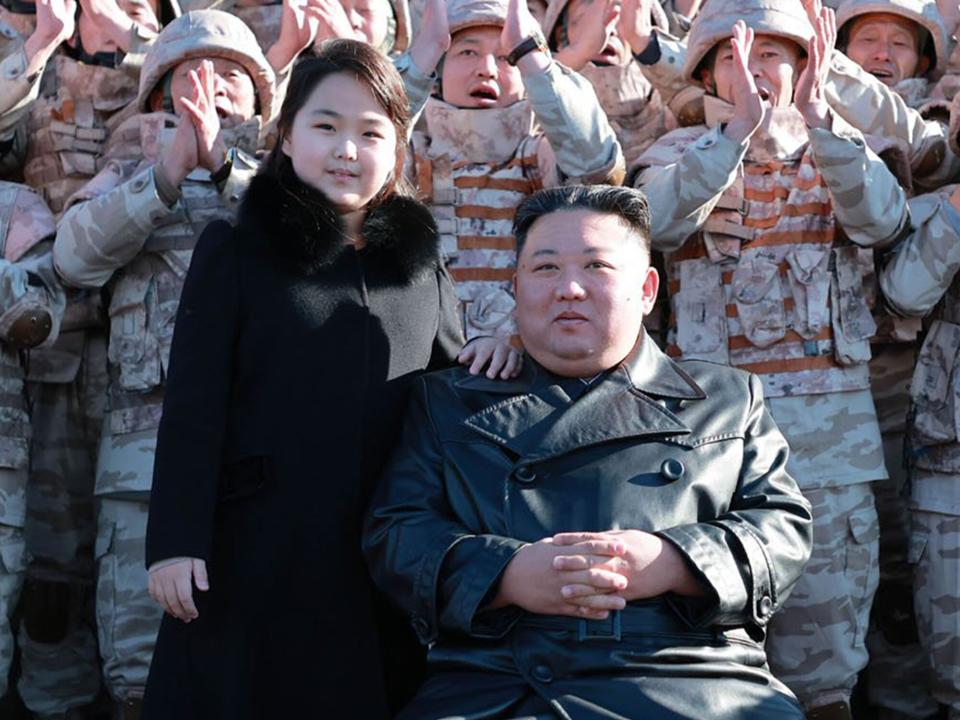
[142,172,463,719]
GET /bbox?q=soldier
[833,1,953,716]
[0,0,176,207]
[878,185,960,720]
[409,0,623,342]
[0,0,174,714]
[52,10,273,716]
[0,181,65,709]
[543,0,672,166]
[633,2,910,718]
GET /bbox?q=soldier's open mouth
[758,88,771,102]
[470,88,499,106]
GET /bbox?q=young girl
[141,40,508,718]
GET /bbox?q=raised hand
[501,0,544,63]
[409,0,450,76]
[554,0,621,71]
[312,0,363,46]
[723,20,766,144]
[25,0,76,72]
[157,108,200,189]
[79,0,137,51]
[266,0,320,72]
[618,0,653,57]
[180,60,230,173]
[794,2,835,129]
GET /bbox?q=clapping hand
[722,20,766,144]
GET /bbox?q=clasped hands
[489,530,704,621]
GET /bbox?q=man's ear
[148,87,165,113]
[640,264,659,316]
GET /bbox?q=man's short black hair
[513,185,652,258]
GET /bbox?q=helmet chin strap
[161,72,176,113]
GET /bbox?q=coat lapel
[462,335,705,462]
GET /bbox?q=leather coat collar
[457,334,705,462]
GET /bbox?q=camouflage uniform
[0,181,66,703]
[52,10,272,711]
[633,14,960,193]
[832,2,954,715]
[0,18,28,181]
[879,186,960,719]
[634,1,910,714]
[0,0,35,38]
[411,0,623,342]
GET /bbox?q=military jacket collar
[704,96,809,162]
[457,335,704,462]
[422,97,537,164]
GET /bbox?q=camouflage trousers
[18,334,106,715]
[95,496,163,703]
[911,509,960,718]
[0,490,27,699]
[766,481,880,710]
[865,433,938,720]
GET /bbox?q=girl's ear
[282,134,292,158]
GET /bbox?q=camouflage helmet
[836,0,947,81]
[541,0,668,51]
[447,0,508,34]
[683,0,814,83]
[137,10,276,121]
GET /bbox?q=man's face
[563,0,629,66]
[514,208,659,378]
[441,26,525,108]
[165,58,257,127]
[845,13,928,86]
[341,0,392,49]
[77,0,161,52]
[702,34,806,108]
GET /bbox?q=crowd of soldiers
[0,0,959,716]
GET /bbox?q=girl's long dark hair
[263,39,414,204]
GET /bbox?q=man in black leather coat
[363,184,814,720]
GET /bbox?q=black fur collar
[240,168,441,283]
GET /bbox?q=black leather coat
[363,336,814,720]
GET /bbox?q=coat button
[757,595,773,618]
[411,617,429,636]
[513,466,536,483]
[660,458,685,481]
[531,664,553,683]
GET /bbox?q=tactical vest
[579,61,673,169]
[103,112,258,439]
[658,108,875,399]
[0,185,33,495]
[904,192,960,473]
[412,99,544,340]
[24,53,138,214]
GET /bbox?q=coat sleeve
[144,219,241,567]
[634,126,748,252]
[807,113,910,250]
[657,372,813,630]
[363,377,526,645]
[825,51,960,193]
[524,61,625,185]
[428,267,465,370]
[879,188,960,317]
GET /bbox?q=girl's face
[282,72,398,214]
